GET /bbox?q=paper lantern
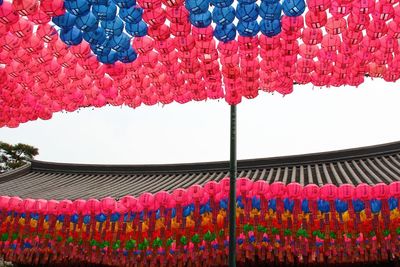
[92,3,117,21]
[189,11,211,27]
[281,15,304,32]
[185,0,210,14]
[306,0,330,12]
[325,17,346,34]
[60,26,83,45]
[214,23,236,42]
[65,0,91,16]
[1,33,21,52]
[238,21,260,37]
[125,20,148,37]
[142,8,166,27]
[367,20,388,39]
[147,24,170,40]
[210,0,233,8]
[83,27,106,44]
[53,13,77,30]
[282,0,306,16]
[117,47,137,62]
[372,2,394,21]
[260,19,281,36]
[9,19,33,39]
[388,20,400,38]
[166,6,189,23]
[301,27,322,44]
[347,13,370,32]
[75,12,98,32]
[259,2,282,20]
[28,10,51,24]
[0,2,19,25]
[329,1,351,18]
[236,3,259,22]
[101,17,124,36]
[12,0,39,16]
[107,33,131,52]
[90,41,111,56]
[40,0,65,16]
[36,24,58,43]
[112,0,136,8]
[342,29,363,45]
[119,6,143,23]
[352,0,375,15]
[305,10,327,28]
[321,34,341,51]
[212,7,235,25]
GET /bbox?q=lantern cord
[229,104,237,267]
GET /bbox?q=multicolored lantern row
[0,179,400,266]
[1,0,400,127]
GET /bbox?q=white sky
[1,78,400,164]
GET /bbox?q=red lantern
[132,36,154,54]
[259,34,281,50]
[1,33,21,52]
[347,13,370,32]
[28,9,51,24]
[352,0,375,15]
[302,28,323,45]
[325,17,346,35]
[13,0,39,16]
[367,20,388,39]
[330,1,352,18]
[10,19,33,39]
[299,44,319,59]
[147,24,170,41]
[305,10,328,28]
[0,2,19,25]
[192,26,213,41]
[170,22,191,37]
[306,0,331,12]
[342,29,363,45]
[388,20,400,38]
[372,2,394,21]
[321,34,341,51]
[36,24,58,43]
[40,0,65,16]
[143,8,166,27]
[281,16,304,32]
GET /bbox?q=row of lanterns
[2,0,400,126]
[0,179,400,265]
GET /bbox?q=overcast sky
[1,78,400,164]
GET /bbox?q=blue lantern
[125,20,148,37]
[185,0,210,14]
[95,213,107,223]
[237,20,259,36]
[92,3,117,21]
[259,1,282,20]
[75,12,98,32]
[119,6,143,23]
[238,0,256,4]
[189,11,212,28]
[89,0,109,4]
[65,0,91,16]
[214,23,236,42]
[352,199,365,212]
[106,33,131,52]
[101,17,124,36]
[118,47,137,63]
[282,0,305,17]
[335,199,348,213]
[212,6,235,26]
[236,3,259,22]
[317,199,330,213]
[283,198,294,212]
[370,199,382,214]
[389,197,398,210]
[60,26,83,45]
[260,19,281,37]
[301,199,310,213]
[112,0,135,8]
[83,27,106,44]
[52,13,77,29]
[210,0,233,8]
[90,41,111,56]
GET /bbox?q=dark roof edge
[29,141,400,175]
[0,163,32,180]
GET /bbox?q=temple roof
[1,141,400,200]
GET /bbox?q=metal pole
[228,104,237,267]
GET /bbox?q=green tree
[0,141,38,172]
